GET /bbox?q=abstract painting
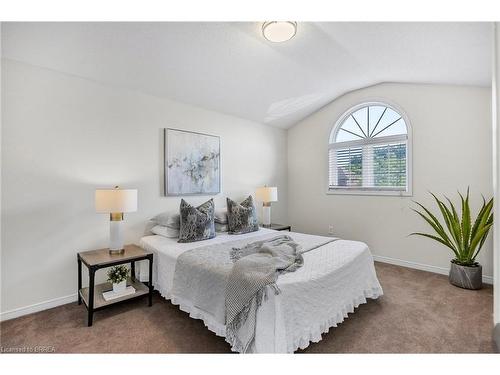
[164,128,220,196]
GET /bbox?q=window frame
[326,100,413,197]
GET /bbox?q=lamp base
[262,203,271,226]
[109,213,125,254]
[108,248,125,255]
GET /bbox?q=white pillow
[215,223,228,232]
[214,207,228,224]
[151,212,180,229]
[151,225,180,238]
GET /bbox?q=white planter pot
[112,280,127,293]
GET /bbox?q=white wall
[1,63,494,320]
[0,59,288,316]
[288,83,493,278]
[493,23,500,327]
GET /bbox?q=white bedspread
[139,229,383,353]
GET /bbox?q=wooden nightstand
[77,244,153,327]
[261,223,292,231]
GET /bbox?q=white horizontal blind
[329,139,407,191]
[329,147,362,187]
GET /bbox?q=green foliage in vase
[410,189,493,267]
[107,265,129,284]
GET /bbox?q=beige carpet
[0,262,495,353]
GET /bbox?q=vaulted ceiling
[1,22,492,128]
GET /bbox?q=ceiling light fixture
[262,21,297,43]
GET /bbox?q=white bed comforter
[139,229,383,353]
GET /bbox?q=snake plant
[411,189,493,267]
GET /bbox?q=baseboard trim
[494,324,500,353]
[373,255,493,284]
[0,293,77,322]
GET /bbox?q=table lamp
[255,186,278,227]
[95,186,138,254]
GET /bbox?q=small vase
[112,280,127,293]
[449,261,482,290]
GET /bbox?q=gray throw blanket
[171,233,337,352]
[225,235,335,353]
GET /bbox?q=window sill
[326,188,412,197]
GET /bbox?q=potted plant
[411,189,493,290]
[107,265,129,293]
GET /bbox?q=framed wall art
[164,128,221,196]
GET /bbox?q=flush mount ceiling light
[262,21,297,43]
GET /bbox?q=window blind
[329,141,407,190]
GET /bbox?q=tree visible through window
[328,103,411,194]
[373,143,406,188]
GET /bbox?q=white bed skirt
[156,284,382,353]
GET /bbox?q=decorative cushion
[178,198,216,243]
[151,225,179,238]
[151,211,180,229]
[226,196,259,235]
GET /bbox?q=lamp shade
[255,186,278,203]
[95,188,137,213]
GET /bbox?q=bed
[138,228,383,353]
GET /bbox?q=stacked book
[102,286,136,301]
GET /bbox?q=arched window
[328,102,412,195]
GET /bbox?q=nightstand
[77,244,153,326]
[261,223,291,231]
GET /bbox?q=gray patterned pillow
[227,196,259,235]
[178,198,216,243]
